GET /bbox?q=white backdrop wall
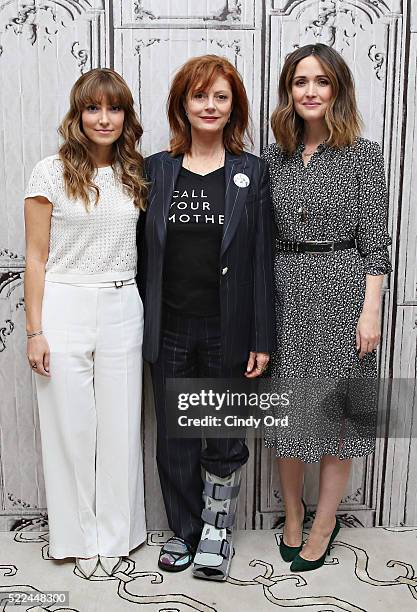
[0,0,415,531]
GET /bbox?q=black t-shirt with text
[163,166,225,316]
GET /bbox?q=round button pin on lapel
[233,173,250,188]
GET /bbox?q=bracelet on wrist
[27,330,43,339]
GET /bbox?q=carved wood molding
[275,0,393,20]
[132,0,242,23]
[71,40,89,72]
[0,1,102,51]
[132,34,244,112]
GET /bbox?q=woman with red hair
[138,55,275,580]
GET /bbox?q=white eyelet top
[25,155,140,283]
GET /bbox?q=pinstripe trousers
[151,307,249,549]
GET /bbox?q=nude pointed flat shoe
[75,555,99,579]
[99,556,123,576]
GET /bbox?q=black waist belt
[276,237,357,254]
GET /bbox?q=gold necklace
[302,140,327,158]
[302,147,317,158]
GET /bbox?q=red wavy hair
[167,55,252,155]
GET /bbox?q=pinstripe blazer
[137,149,276,366]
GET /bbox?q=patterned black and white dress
[262,138,392,462]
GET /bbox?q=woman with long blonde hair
[24,68,147,578]
[263,44,391,572]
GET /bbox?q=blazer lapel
[221,151,249,256]
[155,152,182,245]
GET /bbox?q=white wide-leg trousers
[35,281,146,559]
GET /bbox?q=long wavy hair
[58,68,147,210]
[270,44,362,154]
[167,54,252,156]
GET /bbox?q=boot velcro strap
[198,538,230,558]
[202,508,235,529]
[204,482,240,501]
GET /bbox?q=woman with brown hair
[24,68,147,578]
[139,54,275,579]
[262,43,391,572]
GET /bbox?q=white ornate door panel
[113,0,257,28]
[396,32,417,306]
[0,0,106,529]
[265,1,403,141]
[0,256,46,530]
[113,27,262,154]
[256,452,378,528]
[0,0,106,255]
[381,307,417,525]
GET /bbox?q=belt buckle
[306,240,334,256]
[114,280,124,289]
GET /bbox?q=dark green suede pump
[279,499,308,562]
[289,516,340,572]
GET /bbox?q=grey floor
[1,526,417,612]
